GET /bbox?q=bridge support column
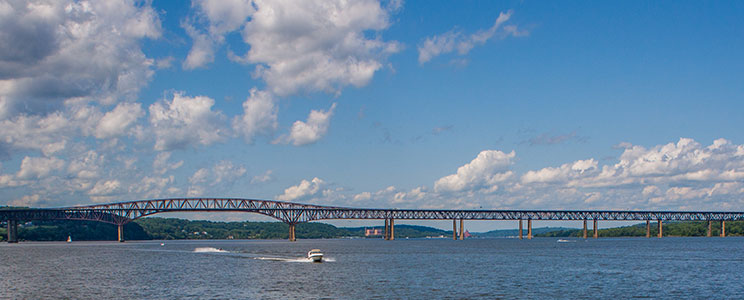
[657,220,662,238]
[389,219,394,241]
[117,224,125,242]
[7,220,18,243]
[707,220,712,237]
[527,219,532,240]
[453,219,457,240]
[288,224,296,242]
[459,219,464,240]
[583,219,587,239]
[646,220,650,238]
[720,221,726,237]
[593,219,598,239]
[519,219,523,240]
[384,219,389,240]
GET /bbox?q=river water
[1,237,742,299]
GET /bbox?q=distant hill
[342,224,449,238]
[536,221,743,237]
[476,227,575,237]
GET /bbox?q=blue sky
[1,0,743,229]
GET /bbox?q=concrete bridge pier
[527,219,532,240]
[453,219,457,240]
[657,220,663,238]
[519,219,523,240]
[593,219,598,239]
[707,220,712,237]
[117,224,125,242]
[459,219,464,240]
[583,219,587,239]
[646,220,650,238]
[7,220,18,243]
[288,224,296,242]
[389,219,394,240]
[720,221,726,237]
[384,219,389,240]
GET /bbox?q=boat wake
[193,247,229,253]
[253,256,335,263]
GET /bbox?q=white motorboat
[307,249,323,262]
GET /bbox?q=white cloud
[232,88,277,142]
[148,92,227,151]
[277,177,325,201]
[189,168,210,185]
[207,0,401,96]
[434,150,515,193]
[251,169,273,184]
[418,10,526,64]
[186,160,247,196]
[94,102,143,139]
[16,156,65,179]
[182,21,216,70]
[153,152,184,175]
[0,111,73,156]
[10,194,44,207]
[0,0,161,118]
[274,103,337,146]
[212,160,247,184]
[88,180,122,196]
[521,159,598,184]
[129,175,176,199]
[182,0,255,69]
[66,150,103,179]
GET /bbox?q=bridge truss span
[2,197,744,242]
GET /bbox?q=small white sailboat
[66,235,72,243]
[307,249,323,263]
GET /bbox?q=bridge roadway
[2,198,742,242]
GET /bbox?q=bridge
[2,198,742,243]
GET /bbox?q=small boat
[67,235,72,243]
[307,249,323,263]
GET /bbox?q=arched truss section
[65,198,351,224]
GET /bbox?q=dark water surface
[1,237,743,299]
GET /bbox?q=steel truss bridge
[2,198,743,242]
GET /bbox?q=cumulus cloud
[153,152,184,175]
[251,169,273,184]
[187,0,400,96]
[148,92,227,151]
[94,102,143,139]
[434,150,515,193]
[129,175,177,199]
[186,160,247,196]
[66,150,103,179]
[418,10,527,64]
[183,0,256,69]
[212,160,247,184]
[0,0,161,118]
[521,159,598,184]
[16,156,65,179]
[88,180,122,196]
[274,103,337,146]
[277,177,326,201]
[232,88,277,142]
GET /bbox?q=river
[1,237,742,299]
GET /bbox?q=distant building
[365,228,383,236]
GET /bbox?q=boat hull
[308,254,323,262]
